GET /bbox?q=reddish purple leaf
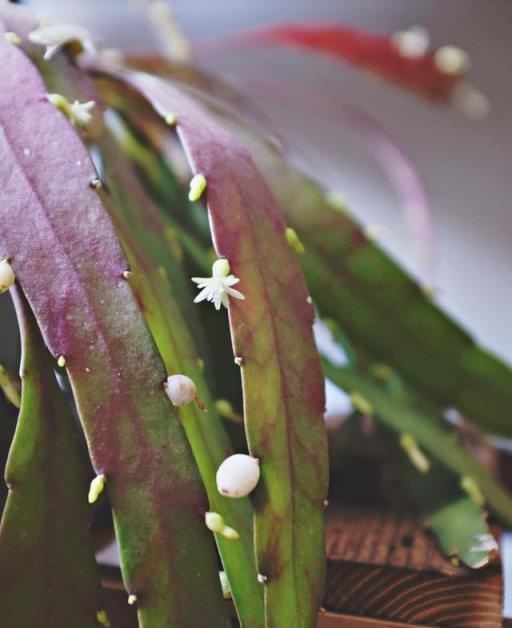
[0,26,229,628]
[193,22,463,102]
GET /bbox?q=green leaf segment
[112,70,330,628]
[0,289,101,628]
[97,129,264,627]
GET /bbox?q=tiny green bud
[219,571,232,599]
[5,32,21,45]
[215,399,235,418]
[364,224,386,242]
[47,93,95,127]
[325,189,347,211]
[47,93,70,114]
[350,392,373,417]
[0,364,21,408]
[420,284,440,299]
[88,474,106,504]
[460,475,485,506]
[188,173,207,202]
[221,526,240,540]
[57,355,67,368]
[399,433,430,473]
[371,363,393,382]
[205,512,239,540]
[205,511,225,534]
[212,258,230,278]
[0,259,16,294]
[96,610,111,627]
[285,227,305,254]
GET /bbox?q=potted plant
[0,3,510,627]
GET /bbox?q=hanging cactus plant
[0,4,510,628]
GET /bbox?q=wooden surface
[324,507,503,628]
[97,506,504,627]
[100,585,426,628]
[318,612,426,628]
[326,507,465,575]
[98,506,503,627]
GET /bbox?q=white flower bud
[205,511,225,533]
[164,374,197,406]
[0,259,15,294]
[221,526,240,540]
[205,511,239,540]
[216,454,260,498]
[434,45,470,75]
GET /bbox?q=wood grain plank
[324,507,503,628]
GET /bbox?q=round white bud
[216,454,260,498]
[205,511,225,533]
[164,374,197,406]
[434,45,470,75]
[0,259,15,294]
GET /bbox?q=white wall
[16,0,512,363]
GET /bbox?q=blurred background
[1,0,511,373]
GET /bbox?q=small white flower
[69,100,95,126]
[192,259,244,310]
[47,93,95,128]
[28,21,96,61]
